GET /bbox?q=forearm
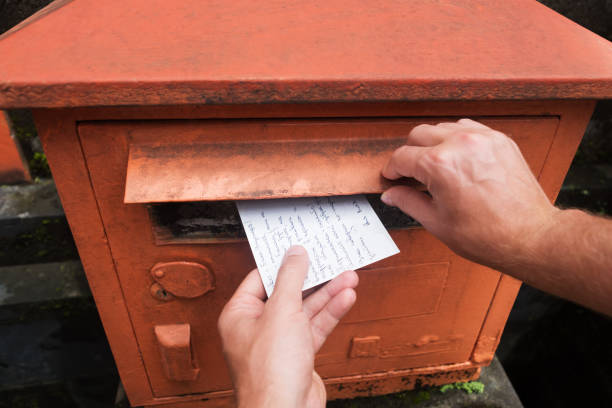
[505,209,612,316]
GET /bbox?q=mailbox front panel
[78,116,558,398]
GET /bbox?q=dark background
[0,0,611,407]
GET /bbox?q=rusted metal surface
[66,103,580,407]
[23,99,594,408]
[34,110,154,404]
[120,117,558,203]
[0,0,611,108]
[31,101,592,406]
[0,111,30,184]
[324,363,482,400]
[6,4,603,408]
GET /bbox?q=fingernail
[381,192,394,207]
[285,245,306,257]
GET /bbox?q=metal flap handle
[154,324,200,382]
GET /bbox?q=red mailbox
[1,1,611,407]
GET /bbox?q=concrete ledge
[0,178,64,237]
[0,261,89,307]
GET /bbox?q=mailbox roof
[0,0,611,108]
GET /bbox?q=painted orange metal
[0,0,611,108]
[32,100,592,407]
[154,324,200,382]
[0,111,30,184]
[122,118,558,203]
[81,114,509,399]
[0,0,609,407]
[150,262,215,299]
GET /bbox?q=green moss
[29,151,50,176]
[439,381,485,394]
[412,390,431,403]
[6,109,52,178]
[8,111,38,145]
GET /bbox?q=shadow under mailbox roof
[0,0,611,108]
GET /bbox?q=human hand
[381,119,558,270]
[218,246,358,408]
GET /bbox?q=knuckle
[456,131,480,144]
[423,149,450,166]
[457,118,479,127]
[412,123,431,133]
[312,316,331,339]
[395,144,411,155]
[391,145,410,162]
[409,124,433,138]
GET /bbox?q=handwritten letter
[236,195,400,296]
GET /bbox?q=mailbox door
[78,116,558,398]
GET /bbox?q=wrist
[505,206,575,276]
[236,384,305,408]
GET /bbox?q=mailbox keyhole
[150,282,175,301]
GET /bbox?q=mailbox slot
[148,195,419,245]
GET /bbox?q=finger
[382,145,429,183]
[381,185,436,226]
[303,270,359,319]
[232,268,266,301]
[407,124,451,147]
[269,245,310,310]
[218,268,264,336]
[310,288,357,352]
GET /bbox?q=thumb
[269,245,310,311]
[381,186,436,227]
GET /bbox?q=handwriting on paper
[236,195,399,296]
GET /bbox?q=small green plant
[439,381,485,394]
[29,151,50,176]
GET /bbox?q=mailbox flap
[124,120,424,203]
[120,116,558,203]
[125,139,409,203]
